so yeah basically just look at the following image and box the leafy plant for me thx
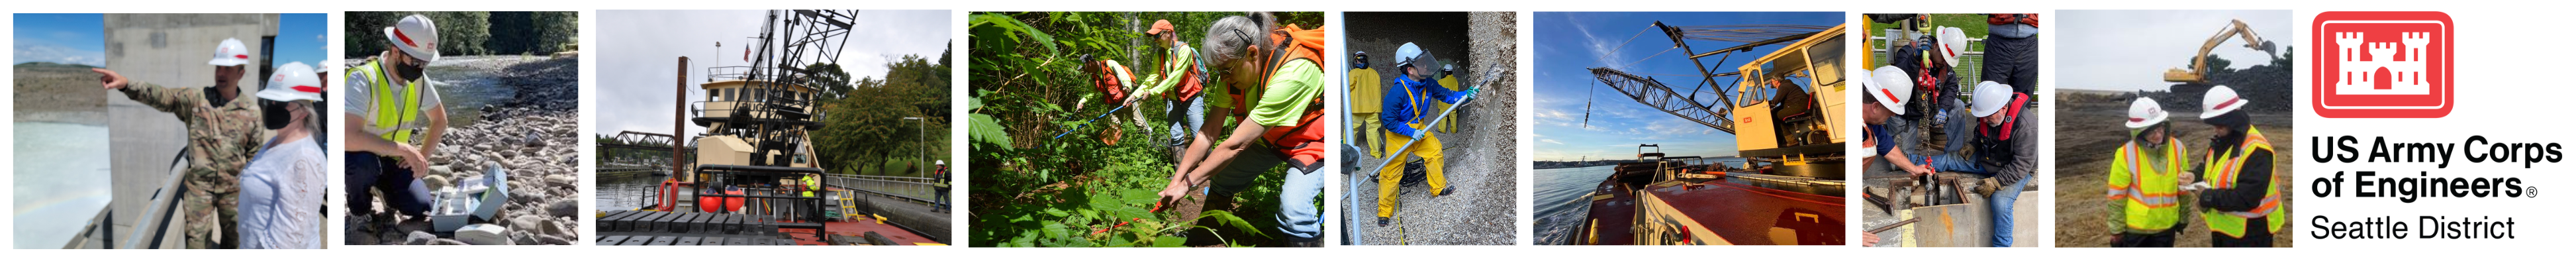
[967,11,1320,247]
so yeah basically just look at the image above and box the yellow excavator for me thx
[2163,19,2280,83]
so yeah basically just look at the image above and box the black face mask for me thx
[262,101,291,130]
[393,60,426,81]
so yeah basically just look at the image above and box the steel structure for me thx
[1590,68,1735,134]
[702,9,854,167]
[1590,21,1826,136]
[598,131,687,176]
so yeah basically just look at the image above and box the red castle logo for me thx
[2313,11,2453,118]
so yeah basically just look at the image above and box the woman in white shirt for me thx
[238,63,326,248]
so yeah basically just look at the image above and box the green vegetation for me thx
[814,51,954,179]
[1866,13,1989,68]
[346,11,579,58]
[966,11,1322,247]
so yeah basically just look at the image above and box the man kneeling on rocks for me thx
[346,14,452,219]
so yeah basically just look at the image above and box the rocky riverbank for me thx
[346,55,582,246]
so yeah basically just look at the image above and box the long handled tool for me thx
[1360,64,1507,177]
[1350,64,1505,244]
[1047,103,1132,146]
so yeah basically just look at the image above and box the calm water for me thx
[13,122,110,248]
[424,57,520,127]
[596,174,663,212]
[1533,158,1748,245]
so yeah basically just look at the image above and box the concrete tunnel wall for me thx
[102,13,279,240]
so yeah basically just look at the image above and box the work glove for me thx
[1974,177,2001,195]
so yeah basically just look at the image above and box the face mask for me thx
[262,100,293,130]
[393,59,426,81]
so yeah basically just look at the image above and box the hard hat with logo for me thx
[1146,20,1175,36]
[2200,85,2246,119]
[1864,66,1914,115]
[384,15,441,62]
[209,38,250,66]
[1935,26,1968,68]
[257,62,324,102]
[1395,42,1423,68]
[1970,81,2015,117]
[2126,97,2168,129]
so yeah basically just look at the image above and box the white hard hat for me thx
[1970,81,2015,117]
[1934,26,1968,68]
[209,38,250,66]
[1443,64,1453,72]
[936,160,945,166]
[257,62,324,102]
[1395,42,1422,68]
[384,15,442,62]
[2126,97,2168,129]
[1864,66,1914,115]
[2200,85,2246,119]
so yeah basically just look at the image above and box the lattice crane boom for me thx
[1590,67,1734,134]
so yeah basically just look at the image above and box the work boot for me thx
[1378,217,1391,227]
[1437,186,1456,197]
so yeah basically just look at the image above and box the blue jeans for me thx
[1988,176,2028,247]
[1166,95,1208,148]
[346,152,433,217]
[1923,154,1989,175]
[1202,143,1325,244]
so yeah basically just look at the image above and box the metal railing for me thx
[1872,29,1989,91]
[820,174,943,205]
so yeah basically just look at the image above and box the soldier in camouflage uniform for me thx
[92,38,265,249]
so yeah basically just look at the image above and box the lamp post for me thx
[903,117,926,184]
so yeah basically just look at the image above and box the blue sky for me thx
[278,13,328,70]
[13,13,106,66]
[1533,12,1840,162]
[14,13,328,69]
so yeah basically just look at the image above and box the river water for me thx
[596,174,663,212]
[13,122,111,248]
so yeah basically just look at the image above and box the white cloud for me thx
[596,10,952,137]
[13,44,105,66]
[1541,138,1564,145]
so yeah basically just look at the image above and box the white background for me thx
[0,1,2565,262]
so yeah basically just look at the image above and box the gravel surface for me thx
[1343,12,1517,246]
[14,66,109,124]
[346,56,583,245]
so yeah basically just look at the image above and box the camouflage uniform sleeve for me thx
[119,82,207,123]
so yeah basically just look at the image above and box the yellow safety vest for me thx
[358,60,425,143]
[2201,127,2285,238]
[802,176,820,197]
[2107,138,2184,233]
